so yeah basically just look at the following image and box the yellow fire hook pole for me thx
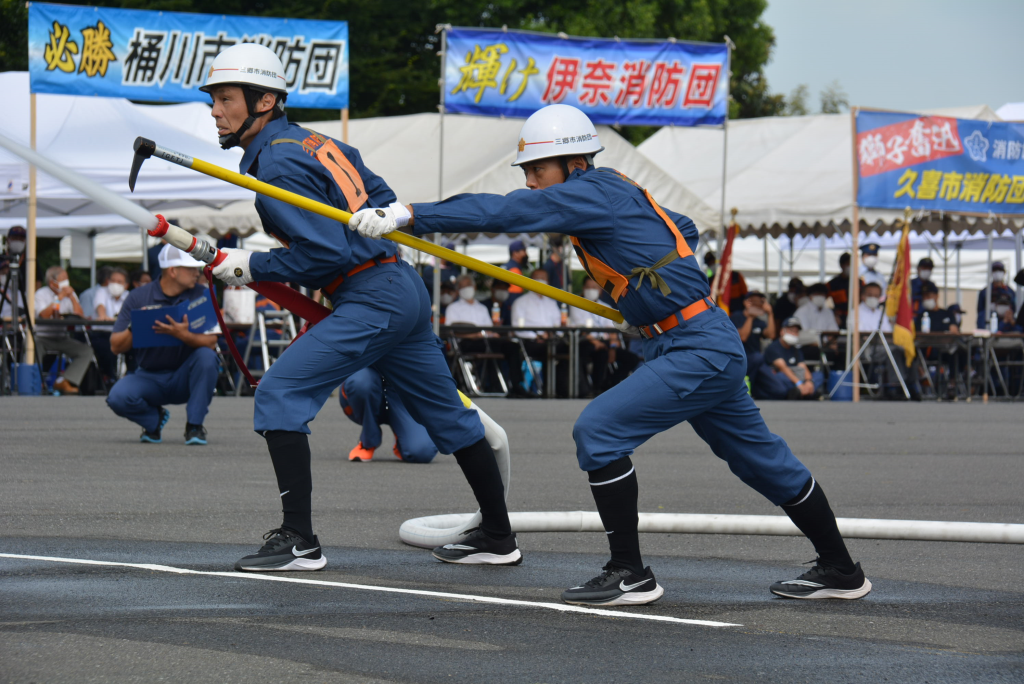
[140,140,623,323]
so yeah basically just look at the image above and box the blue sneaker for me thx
[140,407,170,444]
[184,423,207,445]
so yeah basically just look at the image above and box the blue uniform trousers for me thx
[340,368,438,463]
[254,260,483,454]
[573,309,810,506]
[106,346,219,431]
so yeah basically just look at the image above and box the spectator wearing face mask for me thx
[731,290,775,381]
[910,257,934,313]
[79,265,113,320]
[773,277,805,330]
[859,243,887,295]
[570,277,638,395]
[915,282,958,334]
[91,267,131,386]
[827,253,857,328]
[856,282,890,333]
[794,283,839,335]
[480,279,512,326]
[511,269,567,395]
[992,294,1023,334]
[503,239,530,303]
[857,282,918,400]
[438,282,457,321]
[977,261,1016,329]
[755,318,817,400]
[34,266,95,395]
[445,275,491,328]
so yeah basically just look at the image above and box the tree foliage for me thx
[819,79,849,114]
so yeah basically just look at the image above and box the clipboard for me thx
[131,294,218,348]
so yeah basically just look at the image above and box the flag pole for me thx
[25,93,37,366]
[717,36,734,258]
[849,107,861,402]
[433,24,449,335]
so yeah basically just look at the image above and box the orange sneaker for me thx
[348,441,374,462]
[53,378,79,395]
[392,440,403,461]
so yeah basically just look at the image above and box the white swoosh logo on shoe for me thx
[443,544,477,550]
[620,578,652,591]
[782,580,824,587]
[292,546,319,557]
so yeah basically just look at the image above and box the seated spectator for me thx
[915,282,958,334]
[794,283,839,335]
[993,293,1023,334]
[79,265,113,319]
[503,239,530,304]
[438,282,457,321]
[827,252,854,328]
[857,282,919,400]
[445,275,523,394]
[910,257,934,313]
[754,317,817,400]
[445,275,491,328]
[856,282,890,333]
[511,269,565,394]
[543,235,566,290]
[130,269,151,290]
[977,261,1016,328]
[571,277,639,395]
[947,303,965,329]
[730,290,775,381]
[480,278,511,326]
[774,277,805,329]
[340,368,437,463]
[90,266,130,386]
[106,245,221,445]
[34,266,95,395]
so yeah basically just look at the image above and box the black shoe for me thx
[140,407,171,444]
[786,387,803,400]
[431,527,523,565]
[184,423,207,445]
[235,528,327,572]
[770,560,872,599]
[562,564,664,606]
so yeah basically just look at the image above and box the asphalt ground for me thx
[1,396,1022,683]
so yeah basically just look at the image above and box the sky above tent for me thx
[763,0,1024,113]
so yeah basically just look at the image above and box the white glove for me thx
[212,248,253,286]
[613,318,640,335]
[348,202,411,240]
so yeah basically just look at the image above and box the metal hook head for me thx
[128,137,157,192]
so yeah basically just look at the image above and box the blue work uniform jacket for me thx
[240,116,398,290]
[412,167,708,329]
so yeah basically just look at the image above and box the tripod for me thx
[1,260,38,395]
[828,326,911,400]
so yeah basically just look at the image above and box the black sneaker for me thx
[184,423,207,445]
[561,564,664,606]
[234,528,327,572]
[431,527,522,565]
[770,561,872,599]
[140,407,171,444]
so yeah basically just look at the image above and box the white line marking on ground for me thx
[0,553,740,628]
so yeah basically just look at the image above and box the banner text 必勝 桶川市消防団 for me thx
[856,110,1024,215]
[443,28,728,128]
[28,3,348,109]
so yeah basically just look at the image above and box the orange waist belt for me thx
[322,254,399,296]
[639,297,714,339]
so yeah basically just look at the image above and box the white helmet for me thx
[199,43,289,95]
[512,104,604,167]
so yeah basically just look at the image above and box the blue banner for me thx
[444,28,727,127]
[28,3,348,108]
[856,110,1024,214]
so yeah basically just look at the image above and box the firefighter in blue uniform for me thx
[203,44,518,572]
[351,104,870,606]
[340,368,438,464]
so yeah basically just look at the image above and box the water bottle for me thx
[990,311,999,333]
[491,301,501,325]
[920,311,931,333]
[560,302,569,326]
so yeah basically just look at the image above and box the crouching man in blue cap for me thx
[107,244,220,445]
[349,104,871,606]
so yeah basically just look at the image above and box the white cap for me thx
[513,104,604,166]
[199,43,288,95]
[158,244,206,269]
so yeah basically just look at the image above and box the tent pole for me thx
[25,93,37,366]
[818,235,826,282]
[956,243,961,307]
[849,108,861,403]
[341,108,349,144]
[717,38,732,258]
[762,235,769,294]
[943,233,949,308]
[433,25,448,336]
[89,230,96,287]
[985,233,993,329]
[776,238,783,296]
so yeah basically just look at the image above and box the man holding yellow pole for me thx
[351,104,870,606]
[200,44,519,571]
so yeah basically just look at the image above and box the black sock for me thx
[453,438,512,539]
[782,477,856,574]
[264,430,314,543]
[588,457,644,575]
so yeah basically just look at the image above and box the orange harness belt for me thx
[322,254,399,296]
[639,297,714,339]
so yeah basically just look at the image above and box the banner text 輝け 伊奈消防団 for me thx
[28,3,347,109]
[856,110,1024,215]
[444,28,728,127]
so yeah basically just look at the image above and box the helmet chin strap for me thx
[219,87,275,150]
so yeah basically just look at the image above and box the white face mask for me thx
[863,256,879,268]
[810,295,826,308]
[458,286,475,301]
[56,279,70,290]
[107,282,126,298]
[992,271,1005,282]
[922,298,936,311]
[864,296,880,310]
[996,304,1011,316]
[919,269,932,280]
[583,288,601,302]
[796,296,810,307]
[782,333,800,346]
[8,240,25,255]
[954,313,962,324]
[786,292,798,303]
[534,279,548,286]
[440,293,454,306]
[492,289,509,303]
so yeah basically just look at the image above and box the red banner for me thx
[857,116,963,178]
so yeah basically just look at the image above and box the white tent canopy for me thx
[638,106,1023,238]
[155,112,721,236]
[0,72,252,235]
[996,103,1024,122]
